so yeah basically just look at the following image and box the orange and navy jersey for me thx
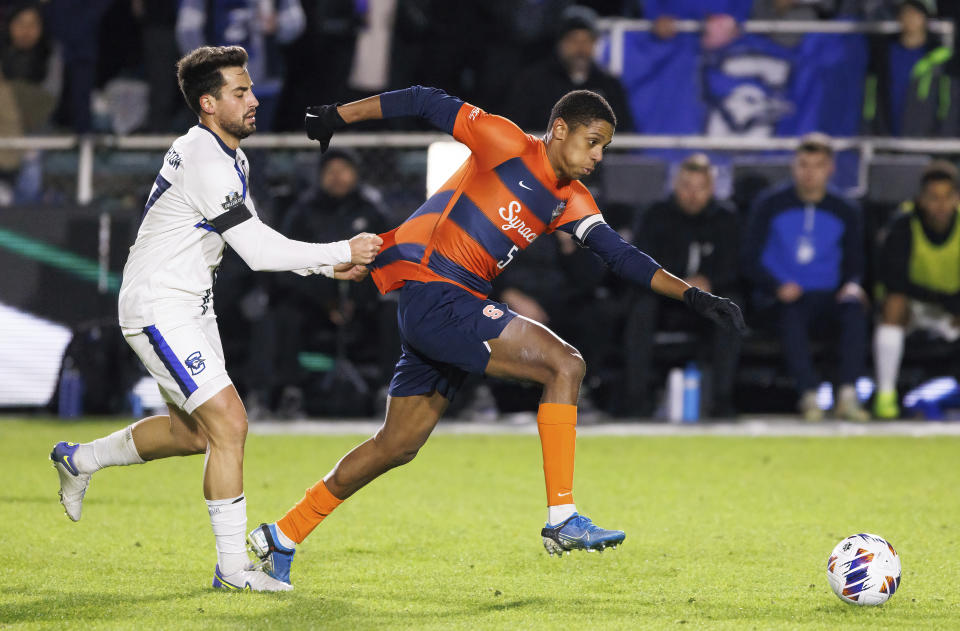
[370,103,602,298]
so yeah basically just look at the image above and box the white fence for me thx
[3,132,960,204]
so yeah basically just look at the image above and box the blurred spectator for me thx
[741,133,869,421]
[45,0,112,133]
[873,161,960,419]
[631,0,752,40]
[503,5,634,132]
[863,0,956,137]
[389,1,555,117]
[256,149,390,416]
[623,154,741,418]
[346,0,395,98]
[176,0,306,131]
[132,0,182,133]
[0,1,62,202]
[274,0,364,131]
[752,0,827,47]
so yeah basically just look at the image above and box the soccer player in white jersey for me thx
[48,45,382,592]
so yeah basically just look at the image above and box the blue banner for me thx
[614,27,869,192]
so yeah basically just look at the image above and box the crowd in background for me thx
[4,0,960,420]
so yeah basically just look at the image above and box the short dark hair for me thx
[679,153,712,175]
[548,90,617,132]
[921,160,959,190]
[176,46,249,117]
[796,132,834,158]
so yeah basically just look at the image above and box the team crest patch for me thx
[551,201,567,222]
[482,305,504,320]
[165,148,182,169]
[221,191,243,211]
[185,351,206,375]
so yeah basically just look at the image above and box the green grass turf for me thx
[1,418,958,630]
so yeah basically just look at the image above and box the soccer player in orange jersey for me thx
[248,86,745,583]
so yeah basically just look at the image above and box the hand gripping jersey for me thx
[370,104,606,298]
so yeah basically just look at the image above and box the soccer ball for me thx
[826,533,901,606]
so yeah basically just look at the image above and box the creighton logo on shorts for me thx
[185,351,206,375]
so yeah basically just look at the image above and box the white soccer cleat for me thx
[50,441,91,522]
[212,564,293,592]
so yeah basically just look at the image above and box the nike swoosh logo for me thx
[558,491,571,497]
[305,113,318,118]
[61,454,78,476]
[518,180,533,191]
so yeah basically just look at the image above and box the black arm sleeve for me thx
[209,203,253,233]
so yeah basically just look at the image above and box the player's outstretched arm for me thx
[222,218,378,273]
[572,218,746,334]
[651,268,746,333]
[305,86,464,151]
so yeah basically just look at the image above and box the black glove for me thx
[304,104,347,152]
[683,286,747,334]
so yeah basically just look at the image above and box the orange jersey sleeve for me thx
[452,104,533,171]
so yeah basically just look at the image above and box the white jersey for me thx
[118,125,253,327]
[118,124,352,328]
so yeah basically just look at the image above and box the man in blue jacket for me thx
[742,133,869,421]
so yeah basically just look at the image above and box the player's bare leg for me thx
[181,385,291,590]
[130,404,208,459]
[324,391,449,499]
[248,391,448,583]
[486,316,625,555]
[485,315,585,404]
[188,385,247,500]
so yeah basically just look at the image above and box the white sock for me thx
[548,504,577,526]
[874,324,905,393]
[207,495,248,575]
[274,523,296,550]
[74,425,145,474]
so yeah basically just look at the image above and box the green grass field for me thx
[2,417,958,630]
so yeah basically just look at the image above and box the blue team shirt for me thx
[887,43,926,136]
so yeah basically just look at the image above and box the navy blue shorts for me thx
[389,281,517,400]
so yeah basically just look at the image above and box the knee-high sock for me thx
[207,495,247,575]
[537,403,577,507]
[874,324,905,392]
[276,480,343,544]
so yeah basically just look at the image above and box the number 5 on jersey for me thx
[497,245,519,270]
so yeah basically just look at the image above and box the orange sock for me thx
[537,402,577,506]
[276,480,343,544]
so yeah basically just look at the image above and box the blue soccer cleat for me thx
[212,564,292,592]
[247,523,296,584]
[540,513,625,556]
[50,441,91,522]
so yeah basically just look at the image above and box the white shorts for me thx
[123,317,233,414]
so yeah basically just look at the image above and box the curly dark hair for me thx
[176,46,249,117]
[547,90,616,132]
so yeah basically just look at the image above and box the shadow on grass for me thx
[0,586,363,626]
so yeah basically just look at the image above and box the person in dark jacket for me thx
[254,148,391,415]
[742,134,869,421]
[863,0,956,137]
[503,5,634,132]
[873,161,960,419]
[624,154,740,418]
